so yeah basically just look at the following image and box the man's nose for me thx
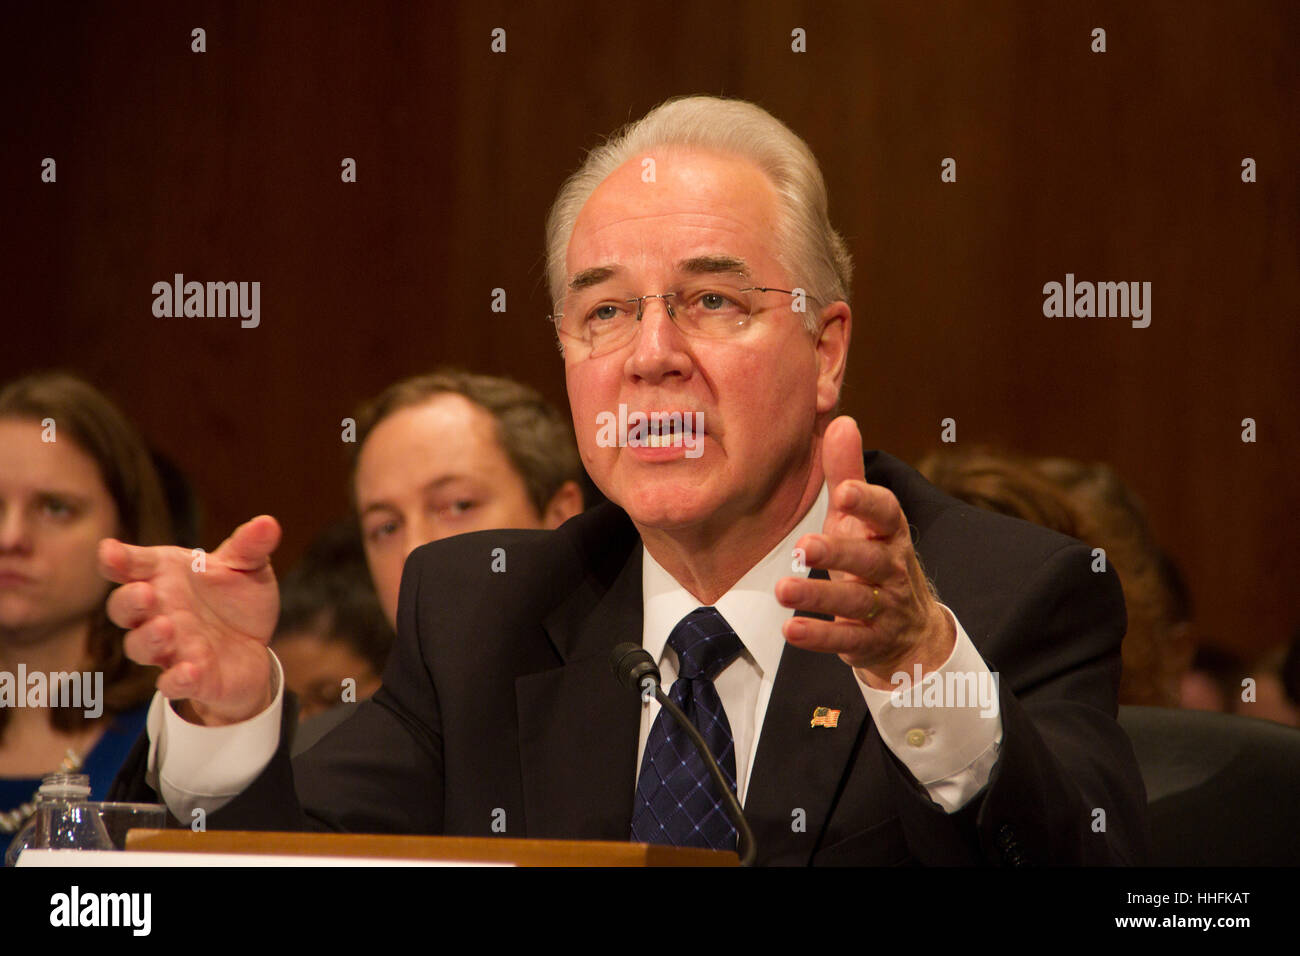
[625,296,692,382]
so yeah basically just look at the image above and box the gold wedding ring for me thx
[866,587,882,620]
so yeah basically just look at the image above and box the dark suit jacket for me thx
[112,451,1149,865]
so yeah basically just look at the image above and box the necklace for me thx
[0,749,84,833]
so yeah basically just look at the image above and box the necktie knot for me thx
[668,606,743,681]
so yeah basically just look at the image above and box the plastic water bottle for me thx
[4,773,113,866]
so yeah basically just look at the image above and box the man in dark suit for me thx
[101,95,1148,864]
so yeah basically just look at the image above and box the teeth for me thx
[632,411,703,448]
[645,430,694,447]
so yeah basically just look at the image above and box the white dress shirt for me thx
[638,484,1002,812]
[150,483,1002,820]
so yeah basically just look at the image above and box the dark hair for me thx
[0,371,174,738]
[273,518,393,673]
[1281,631,1300,708]
[1188,643,1245,708]
[350,369,584,516]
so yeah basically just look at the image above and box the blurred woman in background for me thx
[0,372,174,852]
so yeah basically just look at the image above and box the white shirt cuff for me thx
[146,649,285,822]
[857,604,1003,812]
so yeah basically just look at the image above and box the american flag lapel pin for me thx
[810,706,841,728]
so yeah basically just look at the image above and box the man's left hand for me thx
[776,416,956,690]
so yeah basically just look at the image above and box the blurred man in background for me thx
[274,370,587,727]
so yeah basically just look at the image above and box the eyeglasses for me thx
[550,272,803,358]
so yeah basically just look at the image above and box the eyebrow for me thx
[358,476,473,517]
[34,489,91,500]
[567,256,751,292]
[568,266,620,292]
[358,500,398,519]
[32,490,93,507]
[678,255,750,277]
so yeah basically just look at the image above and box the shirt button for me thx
[906,728,928,747]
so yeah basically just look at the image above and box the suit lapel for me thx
[515,530,644,840]
[744,572,872,865]
[510,464,923,850]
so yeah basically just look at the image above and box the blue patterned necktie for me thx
[630,606,744,850]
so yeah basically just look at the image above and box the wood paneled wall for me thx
[4,1,1296,655]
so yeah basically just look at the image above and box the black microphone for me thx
[610,642,758,867]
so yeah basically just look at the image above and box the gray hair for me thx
[544,96,853,336]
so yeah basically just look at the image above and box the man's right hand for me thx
[99,515,283,727]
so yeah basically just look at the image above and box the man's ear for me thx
[815,301,852,415]
[541,480,585,528]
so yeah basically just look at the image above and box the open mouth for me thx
[643,413,701,446]
[594,404,708,458]
[643,410,705,450]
